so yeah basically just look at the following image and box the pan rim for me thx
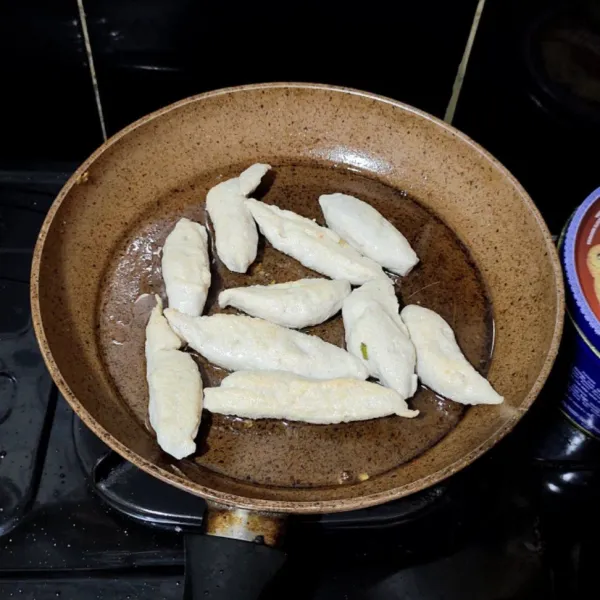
[30,82,565,514]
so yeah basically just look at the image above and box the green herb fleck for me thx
[360,342,369,360]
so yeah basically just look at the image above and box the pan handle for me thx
[184,504,288,600]
[184,535,287,599]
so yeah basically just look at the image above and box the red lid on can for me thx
[575,197,600,322]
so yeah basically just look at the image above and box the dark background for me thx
[0,0,478,162]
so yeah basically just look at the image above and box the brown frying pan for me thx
[31,83,563,598]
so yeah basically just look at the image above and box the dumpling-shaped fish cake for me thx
[219,278,350,329]
[245,198,386,285]
[204,371,419,424]
[343,279,418,404]
[145,296,203,459]
[206,163,270,273]
[319,192,418,276]
[164,310,369,381]
[162,218,211,317]
[401,304,503,405]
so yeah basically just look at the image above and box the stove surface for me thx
[1,171,599,600]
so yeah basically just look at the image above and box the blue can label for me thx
[560,187,600,439]
[562,188,600,353]
[562,323,600,439]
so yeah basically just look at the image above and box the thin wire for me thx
[76,0,108,141]
[444,0,488,124]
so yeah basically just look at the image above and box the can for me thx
[560,187,600,438]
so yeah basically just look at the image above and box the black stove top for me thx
[1,170,600,599]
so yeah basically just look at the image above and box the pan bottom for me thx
[97,161,493,489]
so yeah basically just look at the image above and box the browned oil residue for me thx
[97,162,493,489]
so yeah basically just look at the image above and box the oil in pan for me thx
[560,187,600,438]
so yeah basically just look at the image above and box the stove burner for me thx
[73,416,450,533]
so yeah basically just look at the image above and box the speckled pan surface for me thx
[31,83,564,513]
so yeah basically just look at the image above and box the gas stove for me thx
[1,170,599,599]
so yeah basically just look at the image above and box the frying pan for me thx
[31,83,564,598]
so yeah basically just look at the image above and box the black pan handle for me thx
[184,503,288,600]
[184,534,287,599]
